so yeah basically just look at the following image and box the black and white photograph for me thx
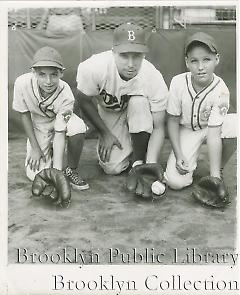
[2,1,239,294]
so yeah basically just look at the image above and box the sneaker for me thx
[64,167,89,190]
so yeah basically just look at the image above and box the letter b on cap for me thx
[128,30,136,41]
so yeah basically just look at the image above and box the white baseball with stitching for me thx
[151,180,166,195]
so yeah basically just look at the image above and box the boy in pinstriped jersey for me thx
[13,46,89,190]
[164,32,237,190]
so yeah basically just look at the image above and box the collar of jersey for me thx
[187,72,217,99]
[32,75,63,104]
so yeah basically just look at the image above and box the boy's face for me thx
[185,45,219,87]
[33,67,63,94]
[113,51,145,81]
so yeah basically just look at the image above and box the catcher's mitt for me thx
[126,163,165,200]
[192,176,230,208]
[32,168,71,208]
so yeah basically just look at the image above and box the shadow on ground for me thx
[8,138,237,265]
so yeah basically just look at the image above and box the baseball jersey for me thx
[167,72,229,131]
[76,50,168,112]
[13,72,75,132]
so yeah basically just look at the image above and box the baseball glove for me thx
[32,168,71,208]
[126,163,165,199]
[192,176,230,208]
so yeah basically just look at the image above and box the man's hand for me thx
[126,163,165,199]
[98,131,122,162]
[176,156,189,175]
[26,147,46,172]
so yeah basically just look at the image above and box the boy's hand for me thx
[26,147,46,172]
[98,132,122,162]
[32,168,71,208]
[176,157,189,175]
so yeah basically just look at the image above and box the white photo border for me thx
[1,1,239,294]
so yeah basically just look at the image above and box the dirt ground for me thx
[8,137,237,265]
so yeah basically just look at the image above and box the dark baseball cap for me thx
[113,23,148,53]
[31,46,65,70]
[185,32,218,55]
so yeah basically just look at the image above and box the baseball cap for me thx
[113,23,148,53]
[185,32,218,55]
[31,46,65,70]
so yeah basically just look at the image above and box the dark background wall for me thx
[8,27,236,136]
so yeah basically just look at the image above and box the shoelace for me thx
[70,170,84,184]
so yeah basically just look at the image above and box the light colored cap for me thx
[31,46,65,69]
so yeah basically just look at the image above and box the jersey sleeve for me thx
[56,83,75,114]
[12,76,29,113]
[147,69,169,112]
[166,76,182,116]
[76,55,102,96]
[208,84,230,127]
[54,83,75,132]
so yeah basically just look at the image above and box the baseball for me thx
[151,180,166,195]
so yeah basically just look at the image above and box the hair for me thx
[185,41,215,57]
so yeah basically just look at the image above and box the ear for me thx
[59,70,64,78]
[185,56,189,69]
[215,53,220,65]
[31,68,37,76]
[112,50,118,59]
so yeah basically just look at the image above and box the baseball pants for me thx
[97,95,153,175]
[164,113,237,190]
[26,113,87,181]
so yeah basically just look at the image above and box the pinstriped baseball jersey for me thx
[76,50,168,113]
[13,72,75,131]
[167,72,229,131]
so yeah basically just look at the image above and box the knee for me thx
[127,96,153,133]
[103,166,123,175]
[221,113,237,139]
[167,179,189,190]
[99,160,129,175]
[66,114,87,136]
[164,172,193,190]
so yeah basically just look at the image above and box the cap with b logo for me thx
[185,32,218,55]
[31,46,65,70]
[113,23,148,53]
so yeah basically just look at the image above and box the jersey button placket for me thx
[192,96,199,130]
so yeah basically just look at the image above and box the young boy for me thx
[12,46,89,190]
[164,32,237,190]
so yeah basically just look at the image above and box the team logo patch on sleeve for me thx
[218,103,228,116]
[200,106,212,121]
[62,110,73,123]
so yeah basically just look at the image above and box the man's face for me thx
[113,52,145,81]
[33,67,63,94]
[185,46,219,87]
